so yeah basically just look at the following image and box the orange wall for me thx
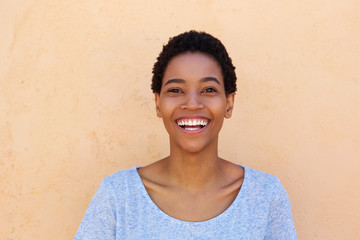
[1,1,359,239]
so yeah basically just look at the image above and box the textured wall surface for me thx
[1,0,359,239]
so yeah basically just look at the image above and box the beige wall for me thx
[1,0,359,239]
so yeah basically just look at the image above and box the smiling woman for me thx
[155,52,234,154]
[74,31,298,239]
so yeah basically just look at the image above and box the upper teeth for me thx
[177,119,208,127]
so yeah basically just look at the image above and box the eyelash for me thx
[167,88,182,93]
[166,87,218,94]
[203,87,217,93]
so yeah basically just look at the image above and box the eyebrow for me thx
[164,77,220,86]
[164,78,185,86]
[200,77,220,85]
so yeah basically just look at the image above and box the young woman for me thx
[75,31,297,239]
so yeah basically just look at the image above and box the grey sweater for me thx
[75,166,297,239]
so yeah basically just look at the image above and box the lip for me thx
[175,116,210,135]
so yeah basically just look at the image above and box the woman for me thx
[75,31,297,239]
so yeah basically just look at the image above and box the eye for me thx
[203,87,217,93]
[167,88,182,93]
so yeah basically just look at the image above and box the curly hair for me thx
[151,30,237,95]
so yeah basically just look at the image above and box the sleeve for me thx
[264,178,298,240]
[74,178,117,240]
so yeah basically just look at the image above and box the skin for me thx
[138,52,244,222]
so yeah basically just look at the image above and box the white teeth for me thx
[184,127,200,131]
[177,119,208,127]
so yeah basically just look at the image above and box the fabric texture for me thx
[74,166,297,240]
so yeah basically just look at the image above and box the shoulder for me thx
[244,166,282,189]
[98,167,141,198]
[103,167,137,184]
[74,168,138,239]
[243,167,298,238]
[241,166,289,206]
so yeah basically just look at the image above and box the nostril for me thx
[182,100,204,110]
[181,92,204,110]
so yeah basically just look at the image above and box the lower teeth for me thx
[184,127,200,131]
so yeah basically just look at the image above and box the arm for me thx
[264,178,298,240]
[74,179,117,240]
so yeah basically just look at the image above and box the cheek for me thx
[203,98,228,116]
[158,100,178,129]
[158,102,172,118]
[158,97,180,114]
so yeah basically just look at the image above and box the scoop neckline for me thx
[133,165,248,225]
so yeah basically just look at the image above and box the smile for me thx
[176,118,209,131]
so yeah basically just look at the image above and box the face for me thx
[155,52,234,153]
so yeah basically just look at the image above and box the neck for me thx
[163,140,224,191]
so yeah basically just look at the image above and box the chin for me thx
[181,146,204,154]
[176,140,214,154]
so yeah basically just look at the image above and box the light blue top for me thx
[74,166,297,239]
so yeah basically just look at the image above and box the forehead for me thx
[163,52,223,84]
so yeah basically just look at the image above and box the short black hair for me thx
[151,30,237,95]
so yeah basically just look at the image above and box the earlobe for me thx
[225,93,235,119]
[155,93,162,118]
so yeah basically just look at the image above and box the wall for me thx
[1,0,359,239]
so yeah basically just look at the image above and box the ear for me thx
[225,93,235,119]
[155,93,162,118]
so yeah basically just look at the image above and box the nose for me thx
[181,90,204,110]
